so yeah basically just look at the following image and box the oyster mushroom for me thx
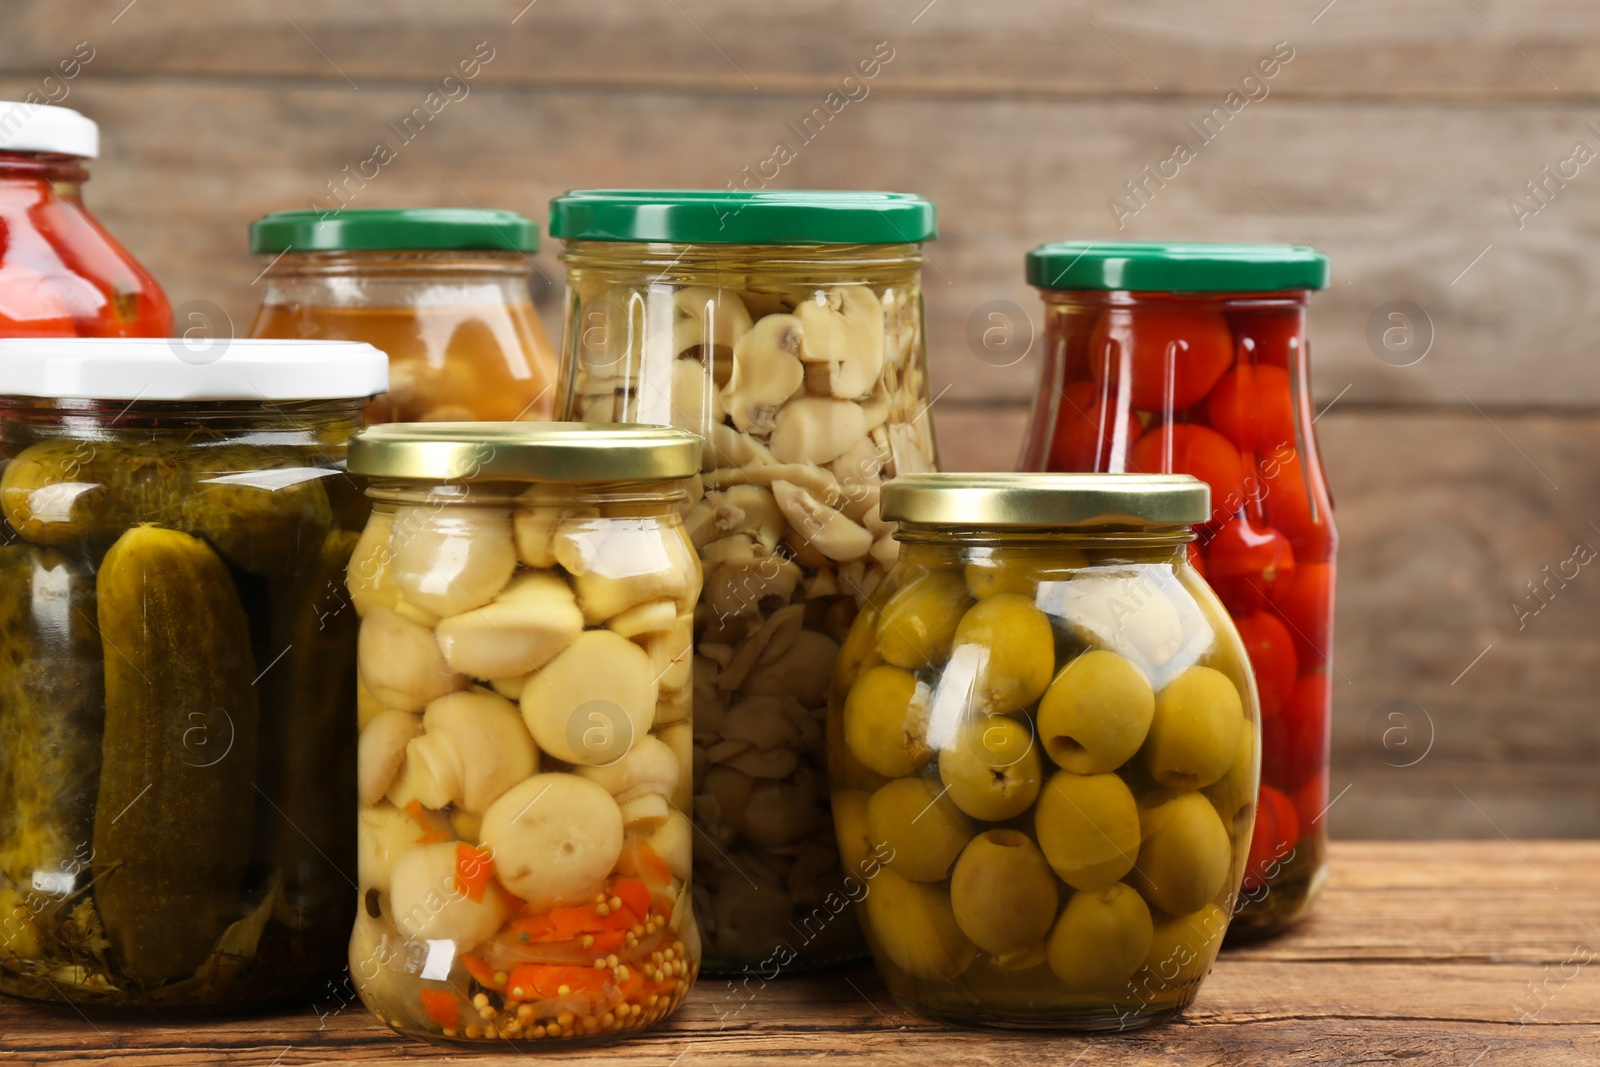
[434,571,584,680]
[358,801,450,895]
[743,629,840,706]
[389,506,518,617]
[358,709,422,807]
[742,775,822,847]
[797,285,885,400]
[347,512,398,617]
[479,774,624,908]
[388,840,510,948]
[520,629,660,765]
[405,689,539,814]
[770,398,869,466]
[706,555,802,621]
[719,485,785,552]
[358,607,466,712]
[722,314,805,435]
[772,480,872,561]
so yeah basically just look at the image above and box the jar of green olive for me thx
[829,473,1260,1030]
[344,422,702,1047]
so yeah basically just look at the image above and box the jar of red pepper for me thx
[0,102,171,337]
[1019,242,1333,940]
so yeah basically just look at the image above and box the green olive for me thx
[1142,903,1228,989]
[1203,724,1258,841]
[949,829,1059,957]
[1045,883,1153,993]
[863,867,977,981]
[875,570,971,669]
[1142,666,1244,790]
[867,776,974,882]
[1036,649,1154,774]
[938,715,1043,821]
[832,789,875,879]
[1130,792,1233,916]
[843,665,933,778]
[963,550,1083,599]
[1033,770,1140,890]
[951,593,1055,715]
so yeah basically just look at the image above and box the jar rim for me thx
[348,421,702,483]
[881,473,1209,528]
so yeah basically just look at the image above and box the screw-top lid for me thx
[1027,242,1329,292]
[0,101,98,158]
[348,422,702,483]
[548,189,937,245]
[881,473,1210,527]
[0,339,388,401]
[249,208,539,254]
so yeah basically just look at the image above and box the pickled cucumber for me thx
[179,445,333,574]
[1,440,185,547]
[92,526,261,984]
[0,545,105,904]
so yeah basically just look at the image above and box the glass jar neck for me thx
[1037,289,1309,312]
[365,476,688,509]
[560,240,925,283]
[893,523,1195,551]
[258,251,536,309]
[0,151,87,197]
[0,396,369,438]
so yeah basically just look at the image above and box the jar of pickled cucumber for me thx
[830,473,1259,1030]
[345,422,702,1046]
[551,190,939,973]
[0,338,385,1008]
[1019,243,1334,941]
[249,208,559,423]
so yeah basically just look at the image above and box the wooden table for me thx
[1,842,1595,1066]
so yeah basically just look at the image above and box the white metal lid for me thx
[0,102,99,158]
[0,339,389,401]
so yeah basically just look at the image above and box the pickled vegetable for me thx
[92,526,261,984]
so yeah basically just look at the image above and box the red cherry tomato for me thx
[1271,561,1335,671]
[1205,364,1296,455]
[0,263,77,337]
[1088,306,1234,414]
[1233,610,1298,719]
[1243,784,1300,891]
[1259,444,1334,560]
[1261,673,1330,794]
[1226,306,1303,370]
[1291,768,1329,840]
[1047,379,1143,472]
[1129,423,1245,520]
[1203,517,1296,614]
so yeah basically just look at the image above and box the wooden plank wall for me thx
[1,0,1594,838]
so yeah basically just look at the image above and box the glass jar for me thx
[551,190,939,973]
[0,102,171,337]
[0,338,385,1008]
[1018,243,1334,941]
[831,473,1259,1030]
[248,208,559,424]
[345,422,702,1046]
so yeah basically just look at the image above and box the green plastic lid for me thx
[249,208,539,254]
[548,189,936,245]
[1027,241,1329,292]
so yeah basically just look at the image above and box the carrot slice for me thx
[403,800,450,844]
[460,954,504,991]
[611,877,651,923]
[418,988,460,1029]
[454,843,495,903]
[506,963,609,1001]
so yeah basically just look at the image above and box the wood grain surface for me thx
[0,842,1593,1066]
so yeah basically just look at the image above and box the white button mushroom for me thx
[577,736,679,817]
[796,285,885,400]
[347,511,399,617]
[479,774,624,910]
[358,801,451,895]
[645,810,693,884]
[359,710,422,808]
[434,571,584,680]
[520,630,660,765]
[644,617,694,692]
[721,314,805,435]
[672,285,755,355]
[772,479,873,562]
[769,398,870,467]
[513,505,600,570]
[570,522,697,624]
[358,607,466,713]
[390,506,518,617]
[387,840,510,949]
[608,597,677,639]
[406,689,539,814]
[657,721,694,813]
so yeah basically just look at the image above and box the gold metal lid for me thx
[347,422,702,483]
[881,473,1210,527]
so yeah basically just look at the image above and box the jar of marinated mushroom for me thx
[0,338,385,1009]
[830,473,1260,1030]
[345,422,702,1046]
[550,189,939,972]
[249,208,559,423]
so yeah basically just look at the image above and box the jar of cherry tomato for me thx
[1019,242,1333,941]
[248,209,559,424]
[0,102,172,337]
